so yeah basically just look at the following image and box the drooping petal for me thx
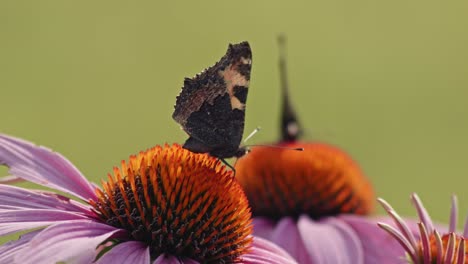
[0,134,97,201]
[14,220,124,264]
[0,230,40,263]
[152,254,185,264]
[297,215,364,264]
[0,175,24,184]
[252,217,276,239]
[241,236,298,264]
[0,184,90,213]
[344,215,414,263]
[178,259,199,264]
[96,241,150,264]
[150,238,297,264]
[269,217,311,263]
[0,209,90,236]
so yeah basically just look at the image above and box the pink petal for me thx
[97,241,150,264]
[344,215,412,263]
[241,236,297,264]
[0,184,90,213]
[411,194,434,234]
[297,215,364,263]
[0,230,40,263]
[252,217,276,238]
[0,209,90,236]
[153,254,185,264]
[0,134,97,201]
[449,195,458,233]
[378,198,418,250]
[178,259,199,264]
[269,217,311,263]
[376,216,432,240]
[464,216,468,238]
[377,222,419,264]
[14,220,124,264]
[0,175,24,184]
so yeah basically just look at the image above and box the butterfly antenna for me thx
[278,34,302,142]
[246,144,304,152]
[243,126,261,143]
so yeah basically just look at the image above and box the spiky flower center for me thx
[90,144,252,263]
[424,233,468,264]
[235,142,374,219]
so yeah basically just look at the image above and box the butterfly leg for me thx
[219,158,236,176]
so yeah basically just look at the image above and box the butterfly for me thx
[172,42,252,163]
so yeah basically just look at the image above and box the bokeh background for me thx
[1,0,467,227]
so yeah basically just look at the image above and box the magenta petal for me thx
[178,259,199,264]
[376,216,431,240]
[241,236,297,264]
[269,217,311,263]
[0,209,90,236]
[152,255,200,264]
[411,194,434,234]
[0,134,97,201]
[97,241,150,264]
[252,217,276,239]
[14,220,124,264]
[0,230,40,263]
[0,184,90,213]
[342,215,410,263]
[0,175,24,184]
[297,215,364,263]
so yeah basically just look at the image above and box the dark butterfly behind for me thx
[172,42,252,160]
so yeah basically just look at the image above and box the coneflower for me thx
[378,193,467,264]
[234,36,405,263]
[0,134,297,264]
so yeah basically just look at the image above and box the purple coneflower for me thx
[0,134,297,264]
[378,193,467,264]
[234,36,407,263]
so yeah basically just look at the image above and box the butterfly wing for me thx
[172,42,252,158]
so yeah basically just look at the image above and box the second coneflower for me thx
[234,36,406,263]
[378,194,468,264]
[0,134,297,264]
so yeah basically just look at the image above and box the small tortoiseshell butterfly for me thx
[172,42,252,162]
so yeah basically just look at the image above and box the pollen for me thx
[235,142,374,219]
[90,144,253,263]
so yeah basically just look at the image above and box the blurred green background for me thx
[1,0,467,226]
